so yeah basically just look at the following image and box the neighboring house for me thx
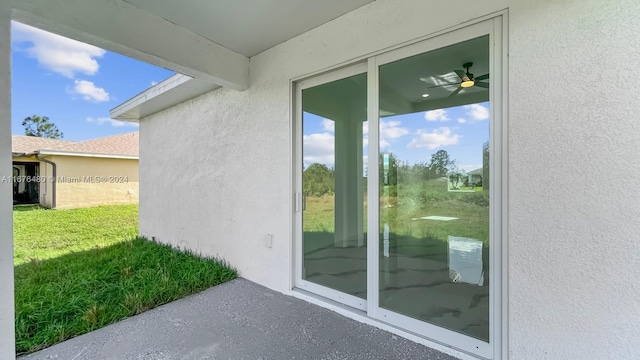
[11,132,139,209]
[466,168,483,186]
[1,2,639,360]
[11,136,72,205]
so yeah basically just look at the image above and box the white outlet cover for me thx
[264,234,273,248]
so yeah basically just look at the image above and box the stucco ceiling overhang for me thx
[11,0,376,120]
[122,0,377,57]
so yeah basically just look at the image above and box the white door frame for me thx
[367,18,504,359]
[293,62,368,311]
[292,14,507,360]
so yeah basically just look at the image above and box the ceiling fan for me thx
[448,62,489,97]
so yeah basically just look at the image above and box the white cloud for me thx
[425,109,449,122]
[151,80,159,86]
[305,119,406,165]
[407,127,461,149]
[72,80,110,102]
[465,104,489,121]
[12,21,106,78]
[458,118,467,124]
[303,132,334,167]
[378,120,408,148]
[361,120,407,149]
[322,119,335,132]
[86,117,138,128]
[380,120,409,139]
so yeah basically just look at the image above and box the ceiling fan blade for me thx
[453,69,466,81]
[475,82,489,89]
[475,73,489,81]
[448,86,463,97]
[424,82,459,89]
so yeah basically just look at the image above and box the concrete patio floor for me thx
[20,278,458,360]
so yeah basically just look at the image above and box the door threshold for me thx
[289,288,482,360]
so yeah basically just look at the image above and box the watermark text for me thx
[2,175,129,183]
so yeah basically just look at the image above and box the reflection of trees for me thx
[449,172,463,190]
[379,150,459,186]
[303,163,335,196]
[428,150,456,178]
[304,146,489,197]
[482,141,489,191]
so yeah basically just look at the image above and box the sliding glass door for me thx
[295,17,503,359]
[369,20,501,357]
[295,64,368,309]
[376,33,492,346]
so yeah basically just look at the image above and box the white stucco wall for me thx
[140,0,640,359]
[508,1,640,359]
[141,0,508,295]
[0,2,15,359]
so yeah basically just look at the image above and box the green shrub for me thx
[459,191,490,207]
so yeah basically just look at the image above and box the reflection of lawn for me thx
[450,186,484,192]
[302,181,490,341]
[385,198,489,244]
[303,182,489,245]
[303,195,337,233]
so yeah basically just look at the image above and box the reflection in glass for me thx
[302,73,367,299]
[378,35,491,341]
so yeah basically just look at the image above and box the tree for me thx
[448,169,466,190]
[482,141,489,191]
[303,163,335,196]
[22,115,64,139]
[427,150,455,178]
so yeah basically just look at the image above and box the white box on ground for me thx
[448,236,484,286]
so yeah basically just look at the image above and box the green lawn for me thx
[13,204,139,265]
[14,205,237,355]
[303,179,490,245]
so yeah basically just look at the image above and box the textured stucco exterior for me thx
[140,0,508,301]
[43,156,138,209]
[11,156,138,209]
[0,2,15,358]
[140,0,637,359]
[507,1,640,358]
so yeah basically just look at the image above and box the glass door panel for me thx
[377,35,491,342]
[301,72,368,300]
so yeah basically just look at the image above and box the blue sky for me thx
[11,21,174,141]
[11,21,489,170]
[303,102,490,173]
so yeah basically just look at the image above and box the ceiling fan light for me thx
[461,80,475,88]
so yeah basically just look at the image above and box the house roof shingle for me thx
[12,132,139,158]
[467,168,483,176]
[11,136,73,154]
